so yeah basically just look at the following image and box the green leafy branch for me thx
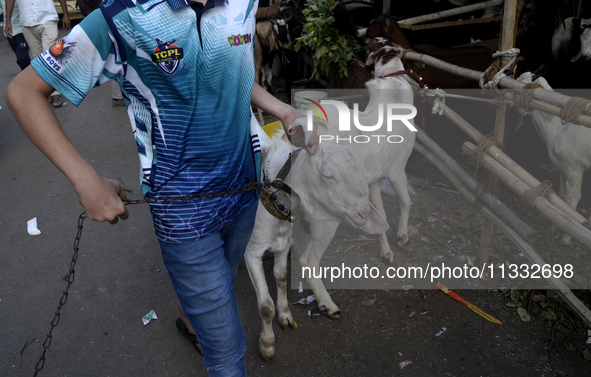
[291,0,362,81]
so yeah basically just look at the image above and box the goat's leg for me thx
[369,180,394,263]
[298,220,342,318]
[388,172,412,246]
[563,169,584,214]
[274,244,295,330]
[245,245,277,361]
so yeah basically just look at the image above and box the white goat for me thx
[552,17,591,63]
[517,72,591,242]
[245,121,388,361]
[245,38,417,361]
[572,18,591,62]
[294,38,416,318]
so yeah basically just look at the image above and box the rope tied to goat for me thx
[559,97,591,125]
[521,180,555,208]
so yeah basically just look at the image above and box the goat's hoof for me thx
[328,313,342,320]
[259,352,275,363]
[327,308,342,319]
[258,343,275,362]
[278,318,297,331]
[381,254,395,265]
[398,234,410,247]
[397,236,410,248]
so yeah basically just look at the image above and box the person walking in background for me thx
[1,0,31,70]
[4,0,70,106]
[111,81,125,107]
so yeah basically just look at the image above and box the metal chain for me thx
[33,178,284,376]
[33,213,85,376]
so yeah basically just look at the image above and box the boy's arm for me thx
[251,82,318,154]
[5,66,128,224]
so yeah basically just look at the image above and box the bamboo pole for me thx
[415,142,591,328]
[398,0,504,26]
[357,16,502,36]
[463,142,591,250]
[400,51,591,118]
[504,92,591,128]
[399,16,503,30]
[438,104,588,225]
[416,131,536,241]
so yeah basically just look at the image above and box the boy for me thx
[5,0,316,376]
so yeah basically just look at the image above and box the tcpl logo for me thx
[304,100,417,144]
[151,37,185,77]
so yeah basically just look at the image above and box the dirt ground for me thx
[1,34,591,377]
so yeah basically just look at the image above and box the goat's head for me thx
[572,19,591,62]
[366,14,393,39]
[270,17,292,47]
[293,144,388,234]
[365,38,405,78]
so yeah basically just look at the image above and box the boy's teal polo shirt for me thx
[31,0,261,243]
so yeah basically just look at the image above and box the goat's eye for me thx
[323,175,337,182]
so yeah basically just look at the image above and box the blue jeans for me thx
[159,202,257,377]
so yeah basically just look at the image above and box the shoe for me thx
[175,317,203,356]
[112,98,125,107]
[52,95,64,107]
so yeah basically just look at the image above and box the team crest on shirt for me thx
[151,37,185,77]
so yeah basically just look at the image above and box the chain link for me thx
[33,178,286,376]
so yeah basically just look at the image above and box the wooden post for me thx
[478,0,519,264]
[382,0,390,15]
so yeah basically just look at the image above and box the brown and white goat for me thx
[366,14,494,89]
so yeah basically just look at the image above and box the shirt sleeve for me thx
[31,9,123,106]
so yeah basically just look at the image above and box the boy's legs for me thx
[160,202,257,377]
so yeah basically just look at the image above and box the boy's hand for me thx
[75,176,129,224]
[283,109,319,155]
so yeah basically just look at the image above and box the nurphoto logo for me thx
[305,99,418,144]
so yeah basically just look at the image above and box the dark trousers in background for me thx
[8,33,31,70]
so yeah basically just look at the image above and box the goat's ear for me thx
[366,49,379,66]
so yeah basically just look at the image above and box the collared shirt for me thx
[31,0,261,243]
[1,0,24,36]
[14,0,59,28]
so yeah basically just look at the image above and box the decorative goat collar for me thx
[380,69,428,89]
